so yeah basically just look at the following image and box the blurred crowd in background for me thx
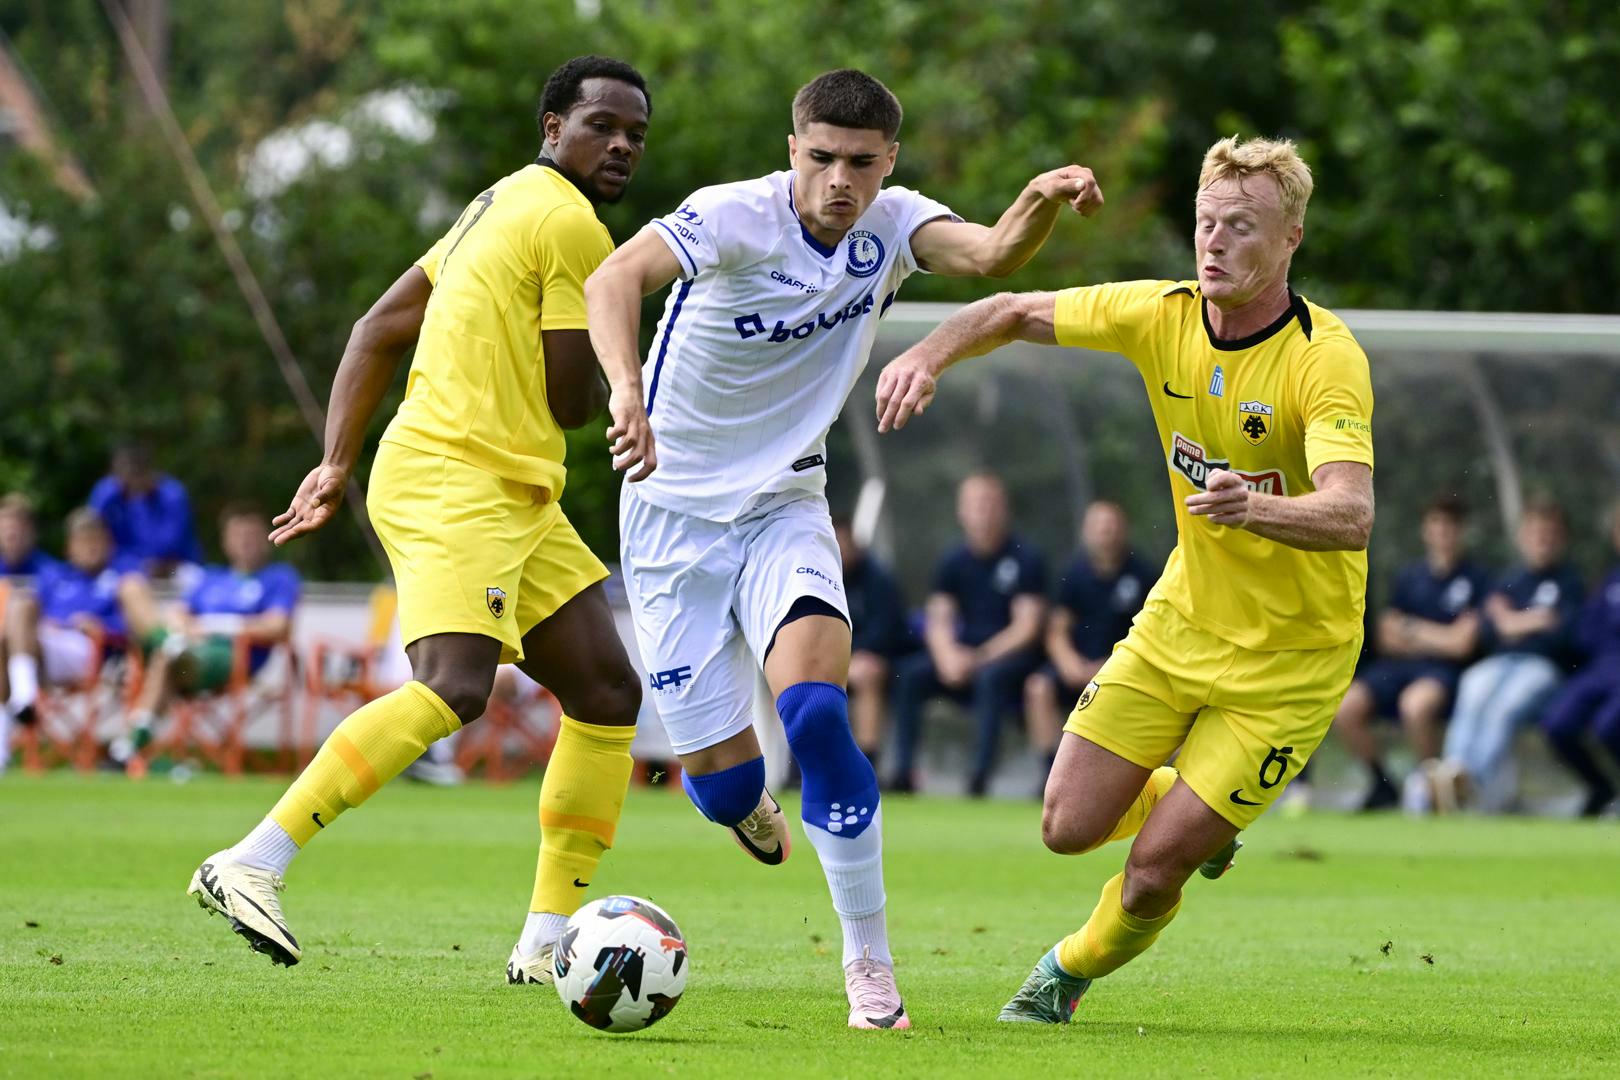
[6,447,1618,821]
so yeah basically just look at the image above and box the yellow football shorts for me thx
[367,441,608,665]
[1065,595,1361,828]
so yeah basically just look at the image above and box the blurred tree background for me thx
[1,0,1616,579]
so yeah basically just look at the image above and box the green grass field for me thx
[3,774,1617,1078]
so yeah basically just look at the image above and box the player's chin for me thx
[591,170,632,203]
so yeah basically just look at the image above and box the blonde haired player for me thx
[186,57,653,986]
[875,135,1375,1022]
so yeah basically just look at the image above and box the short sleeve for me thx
[1387,565,1420,615]
[535,203,615,330]
[1057,564,1084,611]
[887,186,961,275]
[415,233,451,287]
[1299,337,1376,477]
[264,565,302,613]
[1052,280,1170,359]
[1018,548,1047,596]
[933,551,964,599]
[649,186,743,281]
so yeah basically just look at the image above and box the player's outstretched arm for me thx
[911,165,1103,279]
[1186,461,1375,552]
[584,229,682,482]
[875,291,1059,433]
[270,265,430,545]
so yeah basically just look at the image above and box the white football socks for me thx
[519,911,570,955]
[7,653,39,714]
[230,816,300,875]
[804,806,892,967]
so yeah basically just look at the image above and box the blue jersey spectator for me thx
[1440,500,1584,812]
[4,508,154,734]
[1333,496,1489,810]
[889,473,1046,797]
[88,444,204,576]
[1539,507,1620,816]
[0,494,56,578]
[836,517,915,764]
[122,504,300,764]
[1026,501,1156,786]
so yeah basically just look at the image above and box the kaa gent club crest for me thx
[486,586,507,618]
[1237,399,1273,445]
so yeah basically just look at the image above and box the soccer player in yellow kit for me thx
[186,57,653,985]
[874,136,1375,1022]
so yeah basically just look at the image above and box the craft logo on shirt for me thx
[1441,576,1475,615]
[1170,432,1288,495]
[994,556,1021,594]
[845,230,885,278]
[486,586,507,618]
[1237,400,1273,445]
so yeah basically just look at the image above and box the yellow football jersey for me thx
[1054,280,1374,651]
[381,164,615,497]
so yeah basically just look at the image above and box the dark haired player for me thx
[586,68,1102,1029]
[187,57,653,985]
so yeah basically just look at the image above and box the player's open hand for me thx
[875,351,938,433]
[270,463,349,546]
[1031,165,1104,218]
[607,385,657,482]
[1185,469,1252,527]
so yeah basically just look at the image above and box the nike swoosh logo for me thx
[573,879,590,888]
[1163,382,1194,399]
[311,812,325,828]
[232,888,300,950]
[1228,790,1261,806]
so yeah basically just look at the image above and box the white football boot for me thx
[506,942,556,985]
[187,850,301,966]
[729,789,791,866]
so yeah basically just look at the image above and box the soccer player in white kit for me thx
[585,69,1103,1029]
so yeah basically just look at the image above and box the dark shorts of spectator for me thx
[1031,661,1091,707]
[1355,658,1463,719]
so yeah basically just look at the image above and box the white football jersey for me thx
[635,170,956,521]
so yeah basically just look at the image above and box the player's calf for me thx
[681,756,790,865]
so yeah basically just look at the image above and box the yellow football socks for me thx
[270,681,460,846]
[1057,871,1182,979]
[1094,766,1179,849]
[530,716,636,916]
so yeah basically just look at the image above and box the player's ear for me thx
[787,133,798,167]
[543,110,565,150]
[884,140,899,177]
[1287,222,1303,253]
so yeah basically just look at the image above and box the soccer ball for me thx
[554,896,688,1033]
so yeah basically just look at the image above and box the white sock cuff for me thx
[231,817,299,874]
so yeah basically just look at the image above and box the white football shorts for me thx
[619,483,849,756]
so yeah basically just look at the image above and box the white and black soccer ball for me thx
[554,896,688,1033]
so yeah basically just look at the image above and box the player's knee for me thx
[567,666,642,728]
[1040,799,1108,855]
[1122,847,1192,907]
[422,671,496,725]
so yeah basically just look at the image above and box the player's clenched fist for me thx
[874,353,938,433]
[606,385,658,481]
[1031,165,1104,218]
[1185,468,1253,527]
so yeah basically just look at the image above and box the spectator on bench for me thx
[834,515,915,768]
[1332,495,1489,810]
[1434,498,1583,812]
[1539,503,1620,817]
[887,472,1046,797]
[1,494,55,578]
[1024,500,1156,785]
[88,443,205,580]
[3,508,151,728]
[117,503,300,763]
